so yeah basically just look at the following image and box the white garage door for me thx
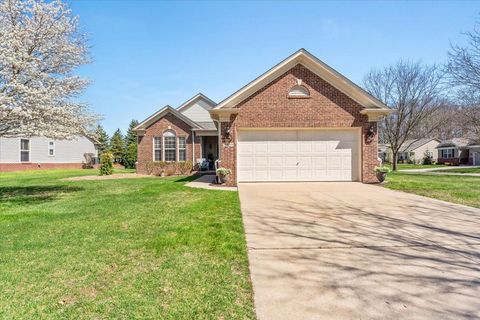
[237,129,360,182]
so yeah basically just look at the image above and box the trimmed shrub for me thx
[177,161,193,175]
[99,152,114,176]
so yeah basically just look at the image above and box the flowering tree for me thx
[0,0,97,138]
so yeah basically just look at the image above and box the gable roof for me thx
[211,48,390,112]
[133,105,201,132]
[177,93,216,112]
[399,138,440,153]
[437,138,473,149]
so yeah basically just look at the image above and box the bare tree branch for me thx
[363,61,445,170]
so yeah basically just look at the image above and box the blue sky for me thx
[69,1,479,135]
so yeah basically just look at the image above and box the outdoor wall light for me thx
[224,127,232,143]
[366,125,376,143]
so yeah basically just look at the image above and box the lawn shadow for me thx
[0,185,83,205]
[173,174,201,183]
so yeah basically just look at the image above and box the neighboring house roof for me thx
[436,138,472,149]
[378,143,391,152]
[211,48,391,115]
[133,105,201,132]
[399,138,440,153]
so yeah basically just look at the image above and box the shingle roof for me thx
[195,121,217,131]
[437,138,472,149]
[399,138,438,152]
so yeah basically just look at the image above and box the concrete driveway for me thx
[238,182,480,320]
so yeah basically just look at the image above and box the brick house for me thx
[134,49,391,186]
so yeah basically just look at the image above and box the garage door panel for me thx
[254,143,268,153]
[237,129,359,182]
[255,156,268,167]
[238,142,254,155]
[313,157,327,167]
[268,142,284,153]
[284,168,297,180]
[268,156,283,167]
[269,168,283,180]
[284,156,297,166]
[254,169,269,180]
[312,142,327,153]
[284,142,297,153]
[298,141,313,153]
[298,156,312,167]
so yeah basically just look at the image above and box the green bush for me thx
[374,166,391,173]
[99,152,114,176]
[216,167,231,176]
[422,151,433,165]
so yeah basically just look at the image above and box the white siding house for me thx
[0,136,97,171]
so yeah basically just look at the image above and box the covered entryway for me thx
[237,129,360,182]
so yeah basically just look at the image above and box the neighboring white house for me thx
[397,138,440,164]
[0,136,98,172]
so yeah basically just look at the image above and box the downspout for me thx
[212,119,221,160]
[191,129,195,164]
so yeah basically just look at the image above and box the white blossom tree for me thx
[0,0,98,138]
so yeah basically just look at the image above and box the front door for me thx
[202,136,218,169]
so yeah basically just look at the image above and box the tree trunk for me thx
[392,151,398,171]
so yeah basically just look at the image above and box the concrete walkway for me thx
[185,174,237,191]
[238,182,480,320]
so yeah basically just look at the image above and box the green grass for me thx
[385,172,480,208]
[0,170,254,319]
[385,163,447,170]
[431,167,480,174]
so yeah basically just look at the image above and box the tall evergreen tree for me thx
[125,119,139,146]
[123,120,139,168]
[110,129,125,164]
[95,125,110,157]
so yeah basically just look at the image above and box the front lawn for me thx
[432,167,480,174]
[386,163,446,170]
[0,170,254,319]
[385,172,480,208]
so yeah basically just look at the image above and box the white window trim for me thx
[288,85,310,97]
[164,136,177,162]
[153,136,162,161]
[19,138,30,162]
[439,148,455,159]
[178,136,187,161]
[48,141,55,157]
[163,130,177,162]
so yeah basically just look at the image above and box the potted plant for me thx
[216,167,231,184]
[374,166,391,183]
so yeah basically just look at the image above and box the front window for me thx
[164,130,176,162]
[20,139,30,162]
[178,137,186,161]
[153,137,162,161]
[48,141,55,156]
[441,148,454,159]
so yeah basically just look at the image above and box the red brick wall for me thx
[219,64,379,186]
[0,163,85,172]
[136,113,200,174]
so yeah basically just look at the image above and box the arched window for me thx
[163,130,177,161]
[288,85,310,97]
